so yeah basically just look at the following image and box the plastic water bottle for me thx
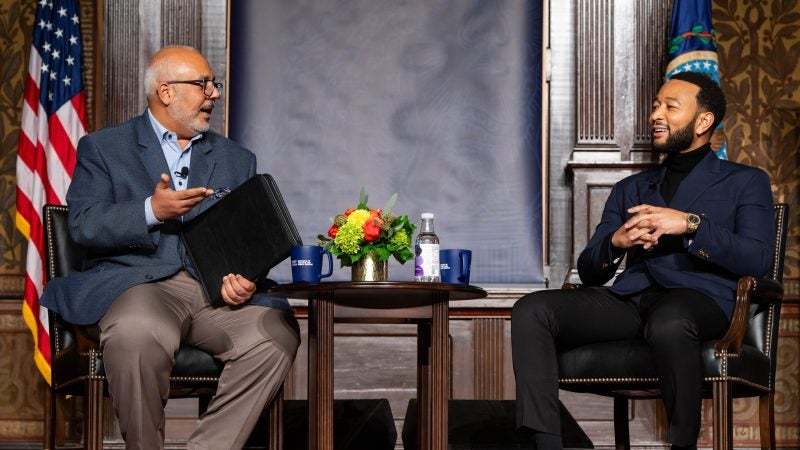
[414,212,440,282]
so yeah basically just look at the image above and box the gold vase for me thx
[351,251,388,281]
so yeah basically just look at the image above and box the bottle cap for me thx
[421,212,434,219]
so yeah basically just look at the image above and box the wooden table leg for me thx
[417,321,431,450]
[308,293,335,450]
[430,294,449,450]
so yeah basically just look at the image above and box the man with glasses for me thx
[41,46,299,450]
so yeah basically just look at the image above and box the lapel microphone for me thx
[174,167,189,187]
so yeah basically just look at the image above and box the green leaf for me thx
[382,193,397,215]
[338,254,354,267]
[698,36,709,45]
[392,215,409,231]
[691,24,704,33]
[373,247,391,260]
[394,248,415,264]
[359,187,368,206]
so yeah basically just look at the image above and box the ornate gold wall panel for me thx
[0,0,34,284]
[0,303,46,440]
[713,0,800,286]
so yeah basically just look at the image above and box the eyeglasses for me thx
[166,79,223,97]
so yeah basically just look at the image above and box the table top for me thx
[269,281,487,309]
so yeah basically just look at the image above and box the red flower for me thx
[362,219,381,242]
[327,225,339,238]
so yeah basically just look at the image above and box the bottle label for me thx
[415,243,440,278]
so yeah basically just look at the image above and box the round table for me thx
[269,281,487,450]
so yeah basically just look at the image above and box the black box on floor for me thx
[245,398,396,450]
[402,400,593,449]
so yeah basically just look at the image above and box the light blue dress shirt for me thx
[144,109,203,226]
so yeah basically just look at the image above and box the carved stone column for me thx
[564,0,671,284]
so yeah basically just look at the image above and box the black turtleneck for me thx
[660,143,711,204]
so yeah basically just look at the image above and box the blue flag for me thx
[666,0,727,159]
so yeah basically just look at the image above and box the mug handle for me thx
[320,250,334,279]
[459,251,470,283]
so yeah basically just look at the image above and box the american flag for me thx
[16,0,87,384]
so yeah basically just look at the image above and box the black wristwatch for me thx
[686,213,701,234]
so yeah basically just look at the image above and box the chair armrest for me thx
[52,310,100,354]
[74,325,101,354]
[714,276,783,356]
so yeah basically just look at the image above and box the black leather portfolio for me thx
[181,174,301,305]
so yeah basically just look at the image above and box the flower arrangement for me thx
[318,188,416,267]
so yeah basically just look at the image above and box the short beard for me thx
[168,106,211,136]
[652,120,695,154]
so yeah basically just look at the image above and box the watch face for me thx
[687,213,701,233]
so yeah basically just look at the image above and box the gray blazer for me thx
[41,112,290,325]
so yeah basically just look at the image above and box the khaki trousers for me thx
[98,271,300,450]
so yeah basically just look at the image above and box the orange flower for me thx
[362,219,381,242]
[344,208,356,216]
[368,209,385,226]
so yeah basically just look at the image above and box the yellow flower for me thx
[346,209,371,227]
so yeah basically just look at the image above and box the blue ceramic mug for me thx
[290,245,333,283]
[439,249,472,284]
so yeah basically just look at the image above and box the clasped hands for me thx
[150,173,256,305]
[611,204,690,250]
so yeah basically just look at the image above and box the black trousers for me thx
[511,286,729,447]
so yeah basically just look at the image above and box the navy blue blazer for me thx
[41,113,290,325]
[577,152,774,319]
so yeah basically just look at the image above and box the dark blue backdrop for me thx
[229,0,543,284]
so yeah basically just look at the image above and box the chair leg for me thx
[712,380,733,450]
[268,387,284,450]
[44,388,56,450]
[759,393,775,450]
[198,395,211,416]
[84,378,105,450]
[613,396,631,450]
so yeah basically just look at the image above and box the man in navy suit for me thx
[511,72,774,450]
[41,46,299,450]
